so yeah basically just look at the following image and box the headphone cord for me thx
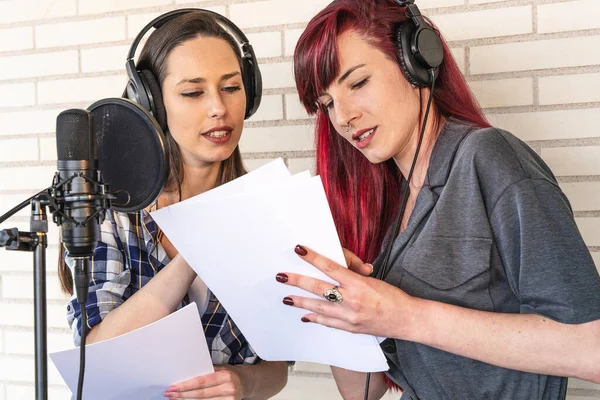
[364,68,436,400]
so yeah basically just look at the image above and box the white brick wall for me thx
[0,1,599,399]
[0,109,65,136]
[0,27,34,52]
[0,51,79,80]
[560,183,600,212]
[35,17,126,49]
[0,0,76,24]
[239,125,314,153]
[537,0,600,34]
[38,75,127,105]
[539,73,600,105]
[79,0,171,15]
[470,36,600,75]
[542,147,600,176]
[469,78,534,108]
[0,83,36,108]
[431,6,533,41]
[80,45,131,73]
[487,109,600,141]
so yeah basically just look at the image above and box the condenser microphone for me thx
[54,109,105,305]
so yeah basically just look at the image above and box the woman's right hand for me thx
[164,365,244,399]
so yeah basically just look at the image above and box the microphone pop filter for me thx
[87,98,167,213]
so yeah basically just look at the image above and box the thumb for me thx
[342,248,374,276]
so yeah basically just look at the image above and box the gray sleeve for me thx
[490,178,600,324]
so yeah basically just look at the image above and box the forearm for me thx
[234,360,288,399]
[87,254,196,344]
[331,367,388,400]
[407,298,600,382]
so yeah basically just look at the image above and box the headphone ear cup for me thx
[396,21,431,88]
[139,69,168,132]
[242,58,260,119]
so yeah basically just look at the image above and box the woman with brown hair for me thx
[58,10,287,400]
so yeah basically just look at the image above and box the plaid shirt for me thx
[65,209,258,365]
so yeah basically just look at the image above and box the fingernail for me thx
[295,245,308,256]
[366,263,374,274]
[301,317,310,323]
[283,297,294,306]
[276,273,288,283]
[166,386,177,392]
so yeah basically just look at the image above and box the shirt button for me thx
[380,338,396,353]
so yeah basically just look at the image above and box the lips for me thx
[202,125,233,144]
[352,126,377,149]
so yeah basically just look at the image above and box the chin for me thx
[361,148,391,165]
[208,147,238,163]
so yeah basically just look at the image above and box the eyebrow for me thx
[319,64,367,97]
[337,63,366,85]
[176,71,241,86]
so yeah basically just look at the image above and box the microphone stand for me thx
[0,191,55,400]
[0,176,113,400]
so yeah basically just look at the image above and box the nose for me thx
[207,91,227,119]
[332,97,358,129]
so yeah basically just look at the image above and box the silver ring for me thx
[323,286,343,304]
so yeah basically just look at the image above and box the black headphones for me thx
[394,0,444,87]
[124,8,263,132]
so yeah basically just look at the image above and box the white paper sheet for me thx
[50,303,213,400]
[188,157,291,203]
[151,161,388,372]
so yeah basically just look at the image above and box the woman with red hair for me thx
[276,1,600,399]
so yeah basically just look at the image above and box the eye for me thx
[181,91,203,98]
[223,86,242,93]
[351,77,369,90]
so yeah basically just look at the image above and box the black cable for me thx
[0,187,52,225]
[377,68,437,281]
[364,68,437,399]
[77,305,88,400]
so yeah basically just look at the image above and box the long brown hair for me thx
[58,11,248,295]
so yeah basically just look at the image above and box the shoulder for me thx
[452,124,557,187]
[438,121,563,214]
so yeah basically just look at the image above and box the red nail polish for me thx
[164,386,177,394]
[283,297,294,306]
[301,317,310,323]
[276,273,288,283]
[295,245,308,256]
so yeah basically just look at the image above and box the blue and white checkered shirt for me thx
[65,209,259,365]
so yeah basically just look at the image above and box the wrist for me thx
[233,365,255,399]
[399,295,427,343]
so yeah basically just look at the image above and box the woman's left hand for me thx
[164,365,244,399]
[277,245,418,339]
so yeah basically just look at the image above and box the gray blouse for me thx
[374,119,600,400]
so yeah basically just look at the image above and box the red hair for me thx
[294,0,490,265]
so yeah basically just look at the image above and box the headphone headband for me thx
[126,8,252,62]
